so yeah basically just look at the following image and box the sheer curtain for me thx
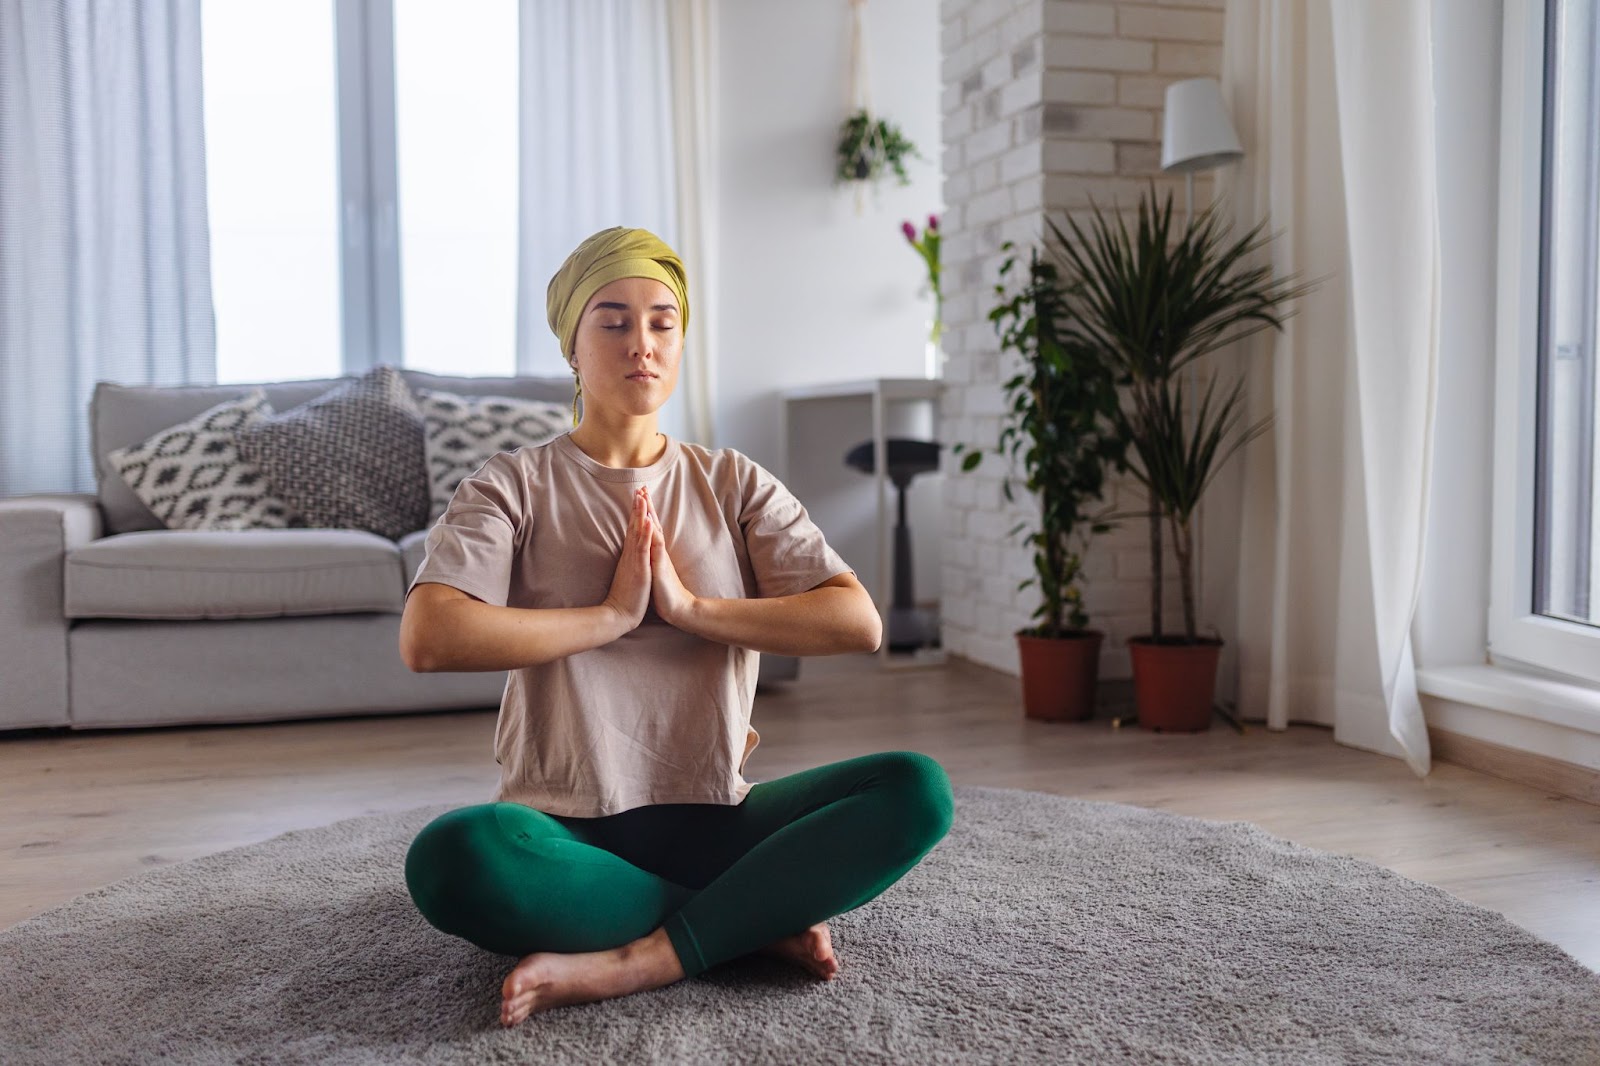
[1220,0,1439,774]
[0,0,215,496]
[516,0,717,446]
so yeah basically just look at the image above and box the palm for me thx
[645,498,695,624]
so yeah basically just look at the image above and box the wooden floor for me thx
[3,654,1597,972]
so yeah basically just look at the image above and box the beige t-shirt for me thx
[407,431,854,817]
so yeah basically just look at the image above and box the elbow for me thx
[856,602,884,654]
[398,617,446,673]
[399,635,438,673]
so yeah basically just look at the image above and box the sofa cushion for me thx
[400,369,573,406]
[93,377,351,536]
[92,371,575,536]
[64,530,404,620]
[235,366,430,540]
[416,390,568,523]
[105,389,303,532]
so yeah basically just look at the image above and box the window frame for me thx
[1488,0,1600,685]
[333,0,404,373]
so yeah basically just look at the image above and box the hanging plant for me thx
[834,109,920,187]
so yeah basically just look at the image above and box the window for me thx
[201,0,518,385]
[1535,0,1599,624]
[201,3,343,384]
[393,0,518,377]
[1490,0,1600,684]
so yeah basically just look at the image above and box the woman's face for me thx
[570,276,682,421]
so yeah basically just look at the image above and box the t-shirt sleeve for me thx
[737,453,855,598]
[407,456,522,608]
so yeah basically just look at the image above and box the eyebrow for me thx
[592,301,678,314]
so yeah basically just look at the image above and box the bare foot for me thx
[757,922,840,981]
[499,927,685,1027]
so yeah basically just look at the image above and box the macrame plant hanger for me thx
[847,0,883,217]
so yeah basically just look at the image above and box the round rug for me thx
[2,786,1596,1065]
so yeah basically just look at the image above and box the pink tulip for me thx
[928,214,939,232]
[901,220,917,242]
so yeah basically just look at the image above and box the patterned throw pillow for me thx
[234,365,429,540]
[106,389,301,531]
[415,389,568,523]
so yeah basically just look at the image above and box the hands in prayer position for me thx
[602,486,694,635]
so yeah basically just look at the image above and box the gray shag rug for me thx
[3,786,1597,1065]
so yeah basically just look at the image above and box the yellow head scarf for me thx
[545,227,690,362]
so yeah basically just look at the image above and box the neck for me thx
[568,414,667,469]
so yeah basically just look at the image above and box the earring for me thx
[571,376,582,428]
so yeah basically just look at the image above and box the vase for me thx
[924,321,945,379]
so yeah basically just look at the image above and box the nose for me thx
[628,320,656,362]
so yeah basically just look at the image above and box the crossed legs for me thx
[404,750,955,1025]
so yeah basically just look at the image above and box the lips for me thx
[626,373,658,380]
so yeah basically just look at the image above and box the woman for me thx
[398,227,954,1028]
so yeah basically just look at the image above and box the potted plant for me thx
[835,109,920,188]
[954,244,1129,721]
[1044,187,1313,731]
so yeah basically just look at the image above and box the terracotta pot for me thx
[1016,630,1104,721]
[1128,637,1223,732]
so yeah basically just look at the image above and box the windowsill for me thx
[1416,663,1600,736]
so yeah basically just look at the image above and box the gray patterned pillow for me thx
[106,389,302,531]
[234,365,429,539]
[416,389,568,523]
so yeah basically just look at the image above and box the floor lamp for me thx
[1160,76,1245,729]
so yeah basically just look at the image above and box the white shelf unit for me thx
[779,378,946,668]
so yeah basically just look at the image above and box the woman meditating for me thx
[398,227,955,1028]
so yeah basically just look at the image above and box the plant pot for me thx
[1127,637,1223,732]
[1016,630,1104,721]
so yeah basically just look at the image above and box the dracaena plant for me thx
[1043,186,1316,642]
[954,244,1129,638]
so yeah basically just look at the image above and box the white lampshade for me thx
[1160,77,1243,173]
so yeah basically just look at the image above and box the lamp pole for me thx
[1160,77,1244,730]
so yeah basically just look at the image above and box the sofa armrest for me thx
[0,494,102,729]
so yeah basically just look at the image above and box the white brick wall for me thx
[938,0,1222,678]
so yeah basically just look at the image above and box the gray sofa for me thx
[0,369,796,733]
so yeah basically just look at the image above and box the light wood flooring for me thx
[3,654,1597,972]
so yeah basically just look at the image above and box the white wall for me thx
[713,0,944,599]
[1415,1,1499,672]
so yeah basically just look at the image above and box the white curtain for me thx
[1220,0,1439,775]
[666,0,717,448]
[515,0,717,447]
[0,0,215,497]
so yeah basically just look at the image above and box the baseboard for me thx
[1429,727,1600,806]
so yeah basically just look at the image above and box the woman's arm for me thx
[402,485,659,672]
[399,583,634,671]
[643,490,881,655]
[674,572,883,656]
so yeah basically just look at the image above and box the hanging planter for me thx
[835,109,920,188]
[837,0,921,213]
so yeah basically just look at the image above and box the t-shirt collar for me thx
[552,431,679,482]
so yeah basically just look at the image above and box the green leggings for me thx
[404,750,954,978]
